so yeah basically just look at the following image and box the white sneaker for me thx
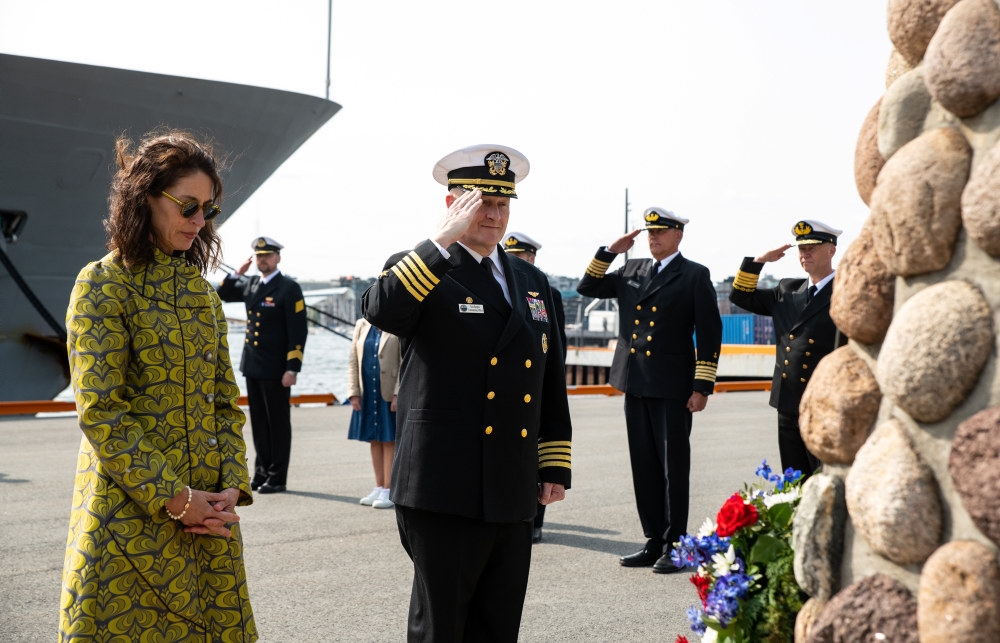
[372,489,394,509]
[360,486,382,506]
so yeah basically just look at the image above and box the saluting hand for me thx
[433,188,483,248]
[754,244,793,264]
[607,229,642,254]
[235,255,253,276]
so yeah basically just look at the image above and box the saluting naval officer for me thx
[363,144,572,643]
[577,207,722,574]
[728,219,844,479]
[217,236,307,494]
[503,230,566,545]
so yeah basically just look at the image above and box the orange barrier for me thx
[567,380,772,396]
[0,393,340,416]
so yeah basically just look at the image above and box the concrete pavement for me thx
[0,391,780,642]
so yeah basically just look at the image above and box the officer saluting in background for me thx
[577,208,722,574]
[728,220,844,479]
[217,236,307,494]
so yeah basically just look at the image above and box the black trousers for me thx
[396,505,532,643]
[246,377,292,486]
[623,394,692,552]
[777,411,820,478]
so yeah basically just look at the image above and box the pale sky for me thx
[2,0,891,283]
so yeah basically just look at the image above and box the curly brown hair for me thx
[106,129,225,272]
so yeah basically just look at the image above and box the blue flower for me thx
[755,460,772,480]
[687,606,707,635]
[714,571,752,599]
[704,591,740,627]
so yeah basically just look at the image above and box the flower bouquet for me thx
[671,461,806,643]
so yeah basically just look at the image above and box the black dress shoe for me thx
[620,540,664,567]
[250,480,264,491]
[258,483,286,494]
[652,553,686,574]
[532,527,543,544]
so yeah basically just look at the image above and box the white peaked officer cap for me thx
[504,231,542,254]
[642,206,689,230]
[792,220,842,245]
[252,236,284,254]
[432,144,530,198]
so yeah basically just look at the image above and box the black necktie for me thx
[481,257,507,303]
[807,285,817,302]
[652,260,661,275]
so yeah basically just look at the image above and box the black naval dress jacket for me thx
[217,272,308,379]
[577,249,722,398]
[729,258,843,414]
[362,240,572,523]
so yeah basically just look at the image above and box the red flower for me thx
[690,573,712,606]
[675,636,691,643]
[715,493,758,537]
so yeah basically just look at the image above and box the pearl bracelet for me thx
[166,486,192,521]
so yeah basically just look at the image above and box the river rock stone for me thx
[793,473,846,601]
[950,407,1000,546]
[800,346,881,465]
[806,573,918,643]
[887,0,961,66]
[961,136,1000,257]
[876,280,993,423]
[829,222,894,345]
[885,48,913,89]
[877,67,933,160]
[870,126,971,276]
[917,540,1000,642]
[924,0,1000,118]
[846,418,942,565]
[854,99,884,206]
[795,597,824,643]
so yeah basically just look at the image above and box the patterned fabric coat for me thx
[60,249,256,642]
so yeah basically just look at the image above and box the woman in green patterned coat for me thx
[60,130,257,642]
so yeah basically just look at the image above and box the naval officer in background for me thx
[503,230,566,544]
[217,236,308,494]
[728,219,844,479]
[577,207,722,574]
[363,144,572,642]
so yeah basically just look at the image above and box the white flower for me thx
[700,628,719,642]
[762,487,801,509]
[697,517,716,538]
[711,544,739,577]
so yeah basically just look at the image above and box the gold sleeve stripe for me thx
[732,270,759,292]
[401,252,440,290]
[539,460,572,470]
[585,257,611,278]
[539,440,572,449]
[287,349,304,361]
[539,441,571,469]
[391,252,433,301]
[295,299,305,313]
[695,361,718,382]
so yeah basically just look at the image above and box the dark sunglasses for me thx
[161,191,221,221]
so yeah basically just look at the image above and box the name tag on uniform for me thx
[627,279,641,289]
[459,303,485,314]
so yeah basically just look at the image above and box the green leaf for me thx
[767,502,793,530]
[749,533,787,564]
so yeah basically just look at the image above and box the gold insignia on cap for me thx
[542,333,548,354]
[486,152,510,176]
[505,236,519,247]
[794,221,813,236]
[255,237,267,248]
[645,212,660,223]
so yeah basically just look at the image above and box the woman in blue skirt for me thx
[347,318,400,508]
